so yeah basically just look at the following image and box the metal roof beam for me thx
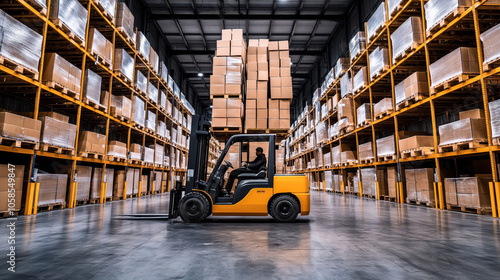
[169,50,323,56]
[149,14,343,21]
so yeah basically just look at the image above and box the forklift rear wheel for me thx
[269,194,299,223]
[178,192,211,222]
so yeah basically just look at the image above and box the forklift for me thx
[168,115,310,223]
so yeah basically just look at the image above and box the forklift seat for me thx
[237,166,267,180]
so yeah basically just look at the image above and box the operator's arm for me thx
[247,155,266,170]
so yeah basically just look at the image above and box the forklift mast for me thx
[185,115,211,194]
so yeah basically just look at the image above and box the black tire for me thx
[269,194,300,223]
[178,192,211,222]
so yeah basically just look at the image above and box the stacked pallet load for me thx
[395,72,428,110]
[245,39,267,130]
[0,165,24,216]
[49,0,88,46]
[268,41,292,130]
[38,112,77,155]
[444,176,492,214]
[42,53,82,99]
[405,168,435,207]
[211,29,245,132]
[115,2,136,46]
[36,172,68,209]
[438,109,487,153]
[0,112,41,148]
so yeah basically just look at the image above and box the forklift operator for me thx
[222,147,267,195]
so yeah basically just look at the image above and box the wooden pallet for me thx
[0,55,39,80]
[90,51,113,70]
[406,199,435,208]
[45,81,80,100]
[92,0,114,21]
[430,74,470,95]
[427,6,468,36]
[400,147,434,158]
[374,108,393,120]
[110,110,130,123]
[353,85,368,95]
[396,94,424,111]
[114,71,133,86]
[359,158,375,164]
[350,51,364,64]
[89,198,101,204]
[107,155,127,162]
[78,151,105,159]
[0,136,39,150]
[145,127,155,135]
[377,154,396,162]
[446,204,492,215]
[383,196,397,202]
[211,127,242,133]
[394,42,420,63]
[51,20,85,46]
[116,27,136,47]
[76,199,90,206]
[83,97,107,113]
[357,119,371,128]
[210,94,243,100]
[105,197,113,202]
[339,125,355,136]
[25,0,47,15]
[40,143,75,155]
[493,137,500,146]
[0,210,19,218]
[340,161,357,167]
[483,56,500,72]
[135,88,147,98]
[438,140,488,153]
[362,194,379,199]
[368,24,386,42]
[37,203,66,211]
[133,123,145,131]
[371,66,390,80]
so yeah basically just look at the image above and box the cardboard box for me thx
[216,47,230,56]
[87,28,113,65]
[78,130,106,154]
[246,118,257,129]
[405,168,435,204]
[281,87,293,99]
[269,119,280,129]
[257,89,268,99]
[225,84,242,94]
[399,135,434,152]
[429,47,480,89]
[258,71,269,81]
[0,112,41,142]
[444,177,491,208]
[213,65,226,75]
[108,140,127,158]
[280,51,289,59]
[0,164,24,212]
[232,29,243,40]
[280,67,291,77]
[279,41,289,50]
[387,166,398,198]
[459,108,485,120]
[39,116,77,149]
[221,29,232,40]
[43,53,82,96]
[257,109,268,119]
[37,174,68,206]
[257,119,267,129]
[24,111,69,123]
[269,41,279,51]
[213,56,226,66]
[227,118,241,127]
[212,118,226,127]
[439,118,487,146]
[359,142,374,160]
[247,89,257,99]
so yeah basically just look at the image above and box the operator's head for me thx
[256,147,263,156]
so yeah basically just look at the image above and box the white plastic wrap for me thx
[114,49,134,82]
[149,47,159,73]
[91,167,103,200]
[146,110,156,131]
[88,28,113,65]
[174,82,180,98]
[37,174,68,205]
[366,2,387,43]
[83,69,102,105]
[130,144,142,160]
[324,151,331,167]
[332,145,341,165]
[132,96,145,127]
[107,141,127,158]
[341,151,356,164]
[353,67,368,93]
[429,47,479,88]
[361,168,377,196]
[137,32,150,60]
[359,142,374,160]
[489,99,500,139]
[391,17,423,62]
[321,103,328,120]
[161,63,169,83]
[95,0,116,20]
[406,168,435,203]
[160,90,167,110]
[438,118,487,146]
[374,98,393,117]
[329,122,339,139]
[154,144,164,165]
[168,75,174,91]
[325,170,333,191]
[143,147,154,164]
[340,74,352,98]
[148,82,158,104]
[135,70,147,93]
[376,135,395,157]
[50,0,88,43]
[481,24,500,67]
[387,0,404,18]
[369,47,390,81]
[157,120,166,138]
[357,103,371,126]
[425,0,472,34]
[335,58,350,79]
[349,32,366,61]
[315,121,328,143]
[0,9,43,72]
[116,3,135,42]
[39,117,77,149]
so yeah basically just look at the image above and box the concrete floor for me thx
[1,192,500,280]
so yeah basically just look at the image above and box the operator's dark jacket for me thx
[247,153,267,172]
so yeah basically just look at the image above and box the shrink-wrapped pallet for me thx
[78,131,106,154]
[481,24,500,68]
[116,3,135,43]
[154,144,164,165]
[161,63,169,83]
[74,166,91,202]
[42,53,82,96]
[148,82,158,104]
[83,69,102,105]
[361,168,377,196]
[136,31,150,60]
[135,70,147,94]
[329,122,339,140]
[0,112,41,143]
[395,72,428,104]
[367,2,387,43]
[132,96,145,127]
[168,75,174,91]
[49,0,88,44]
[114,49,134,82]
[324,151,331,167]
[325,171,333,191]
[104,168,114,198]
[369,47,390,81]
[37,173,68,206]
[333,172,341,192]
[405,168,435,204]
[160,91,167,111]
[112,170,125,198]
[39,117,77,149]
[438,118,487,146]
[429,47,479,89]
[353,67,368,93]
[315,121,328,143]
[425,0,472,35]
[391,17,423,62]
[387,0,404,18]
[376,135,395,157]
[357,103,371,126]
[340,74,352,98]
[149,47,159,73]
[321,103,328,120]
[95,0,116,20]
[332,145,341,165]
[445,177,491,208]
[338,97,354,121]
[388,166,398,198]
[91,167,104,200]
[349,32,366,62]
[157,120,166,138]
[143,146,154,164]
[107,140,126,158]
[146,110,156,132]
[335,58,350,79]
[0,9,43,73]
[341,151,357,163]
[374,98,393,118]
[88,28,113,65]
[110,95,132,119]
[489,99,500,139]
[359,142,374,161]
[399,136,434,152]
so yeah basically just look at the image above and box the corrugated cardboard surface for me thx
[0,112,41,142]
[399,135,434,152]
[91,167,103,200]
[439,118,487,146]
[444,176,491,208]
[37,173,68,206]
[78,131,106,154]
[75,166,92,201]
[405,168,435,203]
[113,170,126,198]
[0,164,24,212]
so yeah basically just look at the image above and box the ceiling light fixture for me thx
[198,72,204,77]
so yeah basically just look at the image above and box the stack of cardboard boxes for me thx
[246,39,269,129]
[211,29,246,128]
[268,41,292,129]
[39,112,77,149]
[0,112,41,143]
[43,53,82,97]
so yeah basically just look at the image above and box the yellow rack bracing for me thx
[286,0,500,218]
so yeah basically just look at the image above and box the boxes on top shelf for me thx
[160,63,169,84]
[349,31,366,62]
[95,0,116,21]
[116,3,135,43]
[366,2,387,43]
[391,17,423,62]
[481,23,500,69]
[136,31,150,61]
[0,9,43,73]
[387,0,405,18]
[429,47,479,90]
[49,0,88,44]
[425,0,472,35]
[149,47,159,73]
[335,58,350,79]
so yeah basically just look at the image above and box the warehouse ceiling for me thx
[142,0,355,108]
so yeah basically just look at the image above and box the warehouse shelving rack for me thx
[0,0,191,216]
[286,0,500,218]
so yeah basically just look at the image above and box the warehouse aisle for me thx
[1,192,499,279]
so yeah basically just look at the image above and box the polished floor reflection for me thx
[1,191,500,279]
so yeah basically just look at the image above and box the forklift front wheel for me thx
[178,192,211,223]
[269,194,300,223]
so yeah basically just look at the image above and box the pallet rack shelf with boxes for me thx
[286,0,500,218]
[0,0,193,216]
